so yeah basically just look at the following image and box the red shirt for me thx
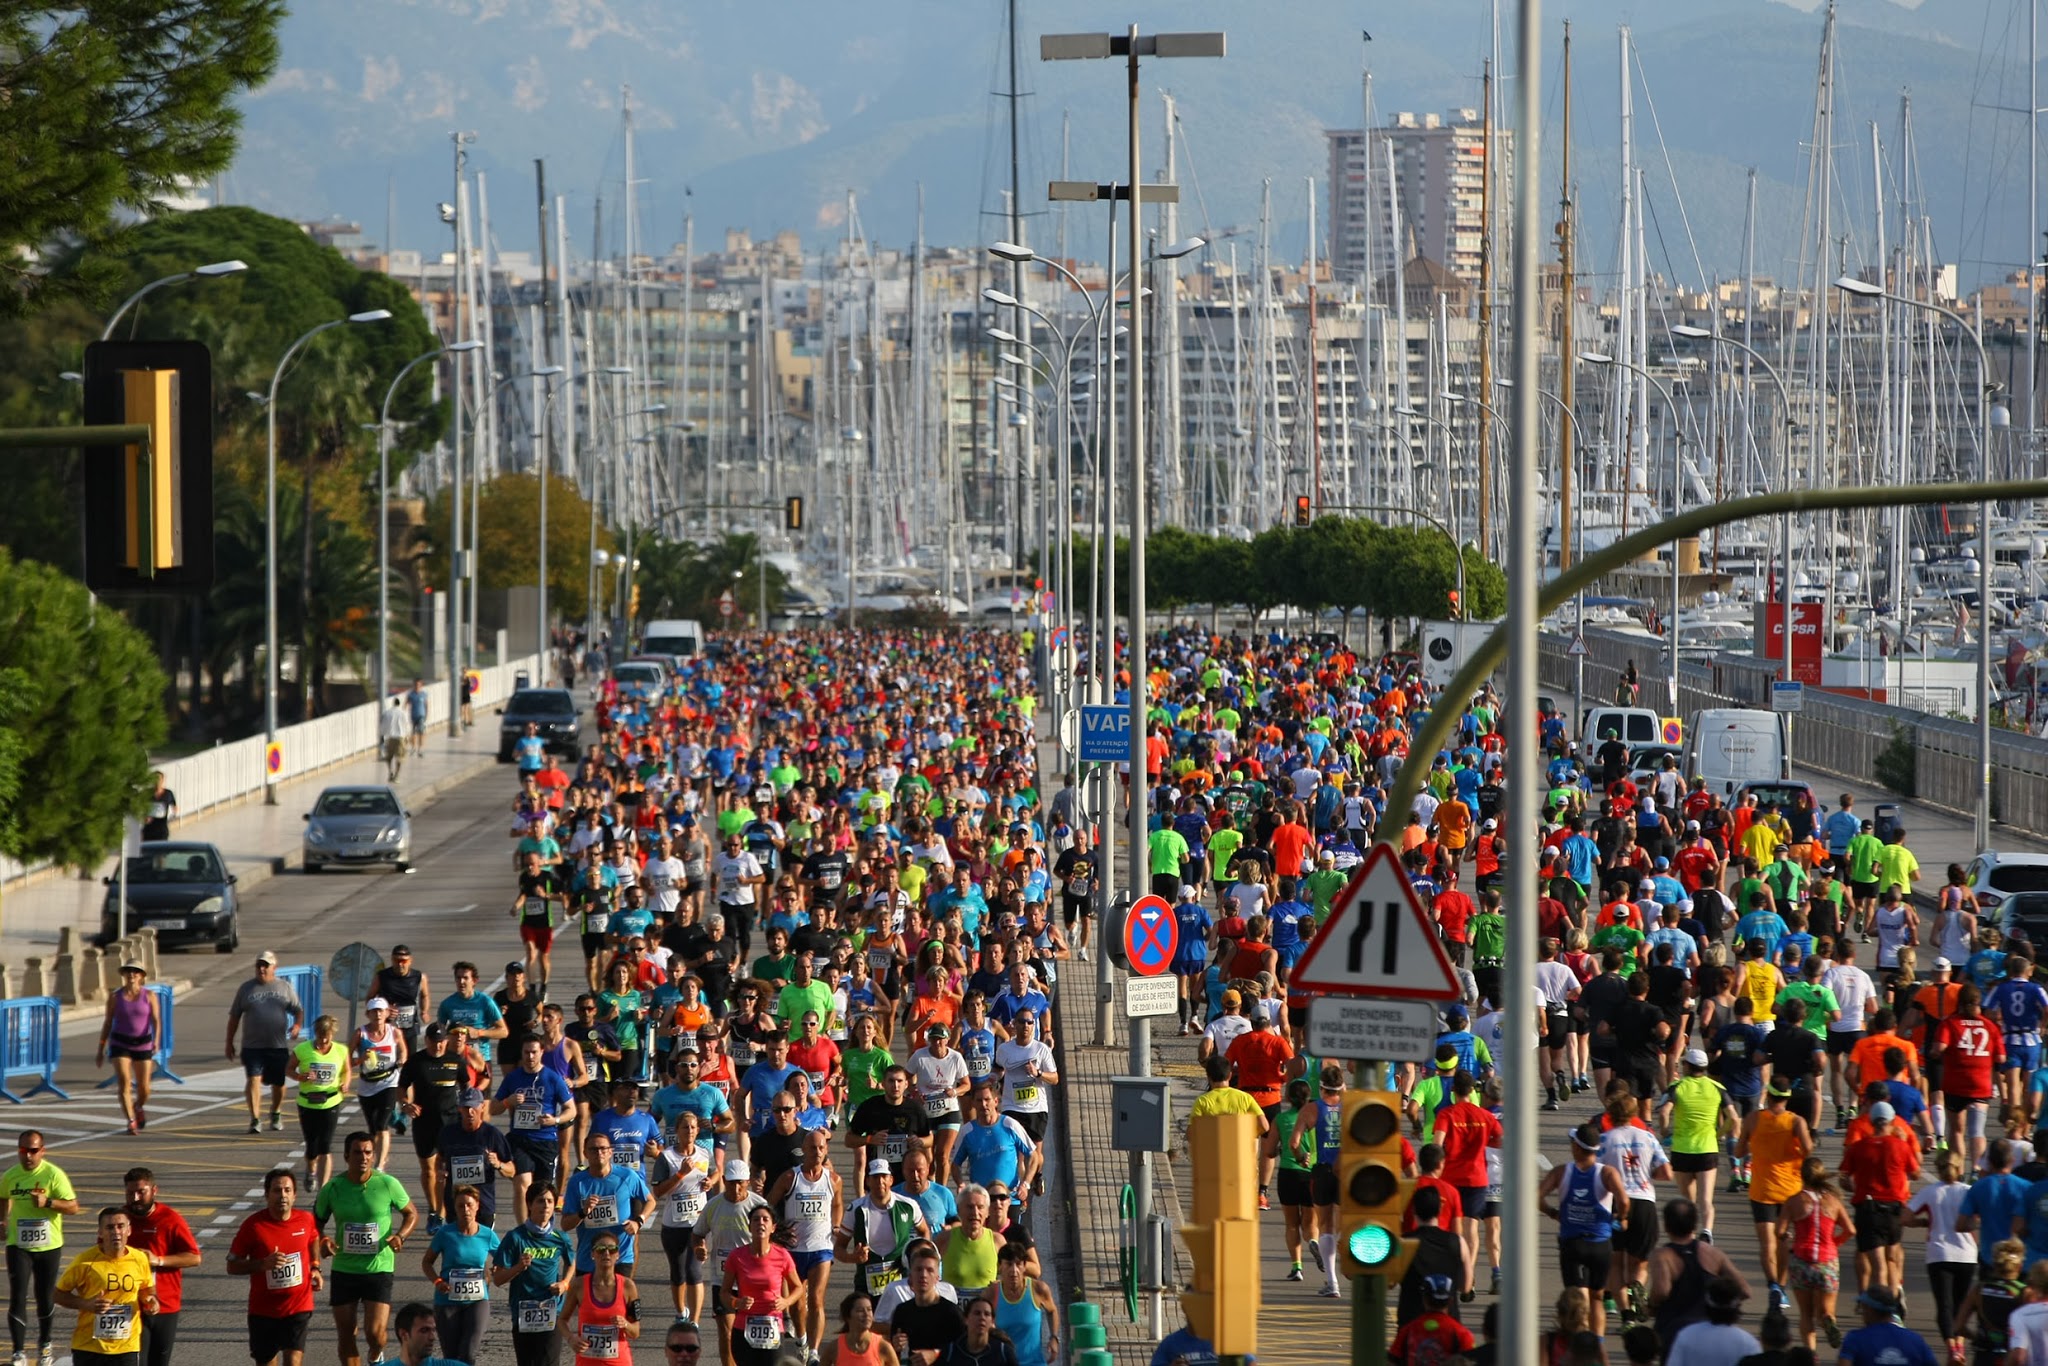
[1841,1127,1920,1204]
[1403,1175,1463,1235]
[1433,1100,1502,1189]
[1390,1312,1474,1366]
[229,1210,319,1317]
[1433,890,1475,945]
[1935,1015,2005,1100]
[1673,846,1718,893]
[127,1202,200,1314]
[1269,823,1313,879]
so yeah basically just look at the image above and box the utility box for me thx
[1110,1075,1172,1153]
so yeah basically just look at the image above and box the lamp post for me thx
[377,340,484,706]
[264,310,392,800]
[1835,274,1995,848]
[1040,24,1224,1341]
[1498,375,1593,721]
[100,260,248,341]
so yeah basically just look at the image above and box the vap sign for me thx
[1078,705,1131,762]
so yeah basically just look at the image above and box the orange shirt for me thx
[1270,823,1313,878]
[1226,1029,1296,1107]
[1435,801,1472,849]
[1849,1031,1920,1091]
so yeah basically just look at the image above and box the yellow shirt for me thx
[1189,1085,1265,1120]
[1738,822,1783,867]
[56,1246,152,1355]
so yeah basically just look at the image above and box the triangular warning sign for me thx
[1289,844,1461,1000]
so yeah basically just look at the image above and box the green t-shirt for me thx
[1768,860,1809,905]
[1665,1075,1729,1155]
[600,990,644,1051]
[1774,982,1839,1038]
[752,954,797,985]
[1847,834,1885,884]
[842,1045,894,1108]
[769,764,802,794]
[1303,869,1348,917]
[316,1170,412,1275]
[1207,829,1245,882]
[1876,844,1920,895]
[717,807,755,839]
[776,980,836,1034]
[1148,828,1189,877]
[293,1039,349,1111]
[3,1160,75,1250]
[1591,925,1645,976]
[1470,912,1507,962]
[1276,1105,1315,1173]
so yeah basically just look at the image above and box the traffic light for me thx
[1338,1089,1418,1280]
[120,368,179,574]
[1293,494,1312,528]
[1179,1111,1260,1355]
[81,339,214,594]
[784,495,804,532]
[1447,588,1462,620]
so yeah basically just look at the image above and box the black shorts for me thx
[243,1047,290,1088]
[1750,1200,1785,1225]
[413,1112,455,1160]
[297,1104,341,1157]
[1061,895,1093,923]
[329,1269,395,1306]
[249,1311,312,1362]
[1854,1200,1904,1252]
[1457,1187,1493,1222]
[1006,1110,1049,1145]
[109,1045,156,1063]
[1150,874,1181,900]
[1543,1011,1571,1051]
[1559,1235,1613,1290]
[1615,1200,1658,1260]
[1277,1169,1315,1209]
[1311,1164,1339,1207]
[582,933,609,960]
[1826,1030,1864,1057]
[509,1134,560,1184]
[359,1090,398,1134]
[1669,1152,1719,1174]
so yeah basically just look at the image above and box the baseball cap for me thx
[505,961,527,976]
[1220,989,1242,1008]
[1246,1005,1268,1026]
[366,996,390,1011]
[1868,1101,1896,1123]
[866,1159,892,1177]
[1480,818,1497,830]
[724,1160,750,1182]
[1422,1274,1454,1301]
[458,1087,485,1108]
[1682,1047,1709,1068]
[424,1023,448,1040]
[1933,957,1953,971]
[256,950,278,966]
[1444,1004,1467,1023]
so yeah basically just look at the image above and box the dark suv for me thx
[497,688,581,763]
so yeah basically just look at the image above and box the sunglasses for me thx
[593,1246,620,1256]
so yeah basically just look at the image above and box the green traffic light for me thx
[1348,1224,1394,1265]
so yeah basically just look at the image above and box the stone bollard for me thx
[55,927,75,958]
[19,959,45,999]
[52,952,77,1005]
[137,929,160,979]
[0,964,13,1001]
[75,948,105,1003]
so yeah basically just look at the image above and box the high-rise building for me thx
[1326,108,1507,288]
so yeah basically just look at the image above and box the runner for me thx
[313,1132,418,1366]
[227,1169,322,1366]
[120,1170,198,1366]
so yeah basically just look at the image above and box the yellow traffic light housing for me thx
[121,368,180,573]
[1178,1111,1260,1355]
[785,495,804,531]
[82,338,214,594]
[1338,1089,1419,1280]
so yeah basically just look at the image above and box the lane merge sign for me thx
[1288,843,1460,1000]
[1122,893,1178,977]
[1078,705,1130,762]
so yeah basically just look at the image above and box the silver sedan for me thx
[303,784,412,873]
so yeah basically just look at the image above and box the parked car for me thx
[497,687,582,763]
[1996,889,2048,948]
[1966,850,2048,917]
[99,841,239,952]
[303,785,412,873]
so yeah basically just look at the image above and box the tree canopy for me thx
[416,473,615,624]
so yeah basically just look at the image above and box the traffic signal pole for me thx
[1353,1275,1387,1366]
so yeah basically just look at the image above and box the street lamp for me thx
[264,309,392,798]
[101,260,248,341]
[376,339,484,706]
[1835,273,1996,848]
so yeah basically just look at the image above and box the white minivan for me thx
[1686,707,1790,798]
[640,619,705,665]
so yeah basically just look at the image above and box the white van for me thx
[1580,706,1664,750]
[1686,708,1790,798]
[640,619,705,664]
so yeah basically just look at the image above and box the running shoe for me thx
[1767,1283,1785,1313]
[269,1111,282,1132]
[1307,1241,1326,1273]
[248,1118,260,1135]
[136,1106,145,1132]
[1258,1193,1270,1212]
[1316,1287,1343,1300]
[125,1119,137,1136]
[1823,1316,1842,1348]
[1285,1266,1303,1282]
[1490,1267,1502,1295]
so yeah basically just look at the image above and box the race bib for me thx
[266,1253,303,1290]
[306,1062,338,1088]
[585,1195,619,1227]
[614,1144,642,1169]
[1012,1085,1040,1106]
[582,1324,620,1360]
[586,912,612,934]
[667,1191,704,1226]
[865,1261,901,1297]
[343,1222,382,1255]
[730,1042,756,1068]
[513,1106,543,1131]
[867,950,893,976]
[796,1195,827,1220]
[744,1315,783,1349]
[450,1155,487,1185]
[445,1267,486,1302]
[880,1135,907,1164]
[14,1218,52,1251]
[806,1070,826,1092]
[1071,878,1093,898]
[923,1093,953,1119]
[517,1298,558,1333]
[968,1056,992,1080]
[394,1006,417,1029]
[522,897,551,921]
[94,1304,132,1343]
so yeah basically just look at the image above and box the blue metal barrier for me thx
[94,984,185,1089]
[277,965,323,1040]
[0,999,68,1104]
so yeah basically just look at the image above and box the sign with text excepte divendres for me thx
[1306,996,1440,1063]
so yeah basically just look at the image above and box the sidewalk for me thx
[0,721,510,961]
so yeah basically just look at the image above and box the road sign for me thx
[1771,680,1805,714]
[1059,707,1081,756]
[1567,635,1589,657]
[1307,996,1439,1062]
[1050,624,1070,651]
[1122,893,1178,978]
[264,741,283,782]
[1288,844,1460,1000]
[1078,704,1130,762]
[717,589,737,620]
[1125,975,1180,1018]
[328,942,385,1001]
[1661,717,1684,745]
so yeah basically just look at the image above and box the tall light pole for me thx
[100,260,248,340]
[1041,24,1223,1341]
[264,310,392,799]
[530,367,566,673]
[1836,274,1995,848]
[377,339,483,706]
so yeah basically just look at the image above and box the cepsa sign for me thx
[1753,603,1826,684]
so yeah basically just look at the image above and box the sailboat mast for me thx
[1557,23,1574,571]
[1307,174,1321,513]
[1478,58,1494,558]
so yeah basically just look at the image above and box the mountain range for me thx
[226,0,2041,290]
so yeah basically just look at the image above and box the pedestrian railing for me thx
[277,965,323,1041]
[0,998,67,1104]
